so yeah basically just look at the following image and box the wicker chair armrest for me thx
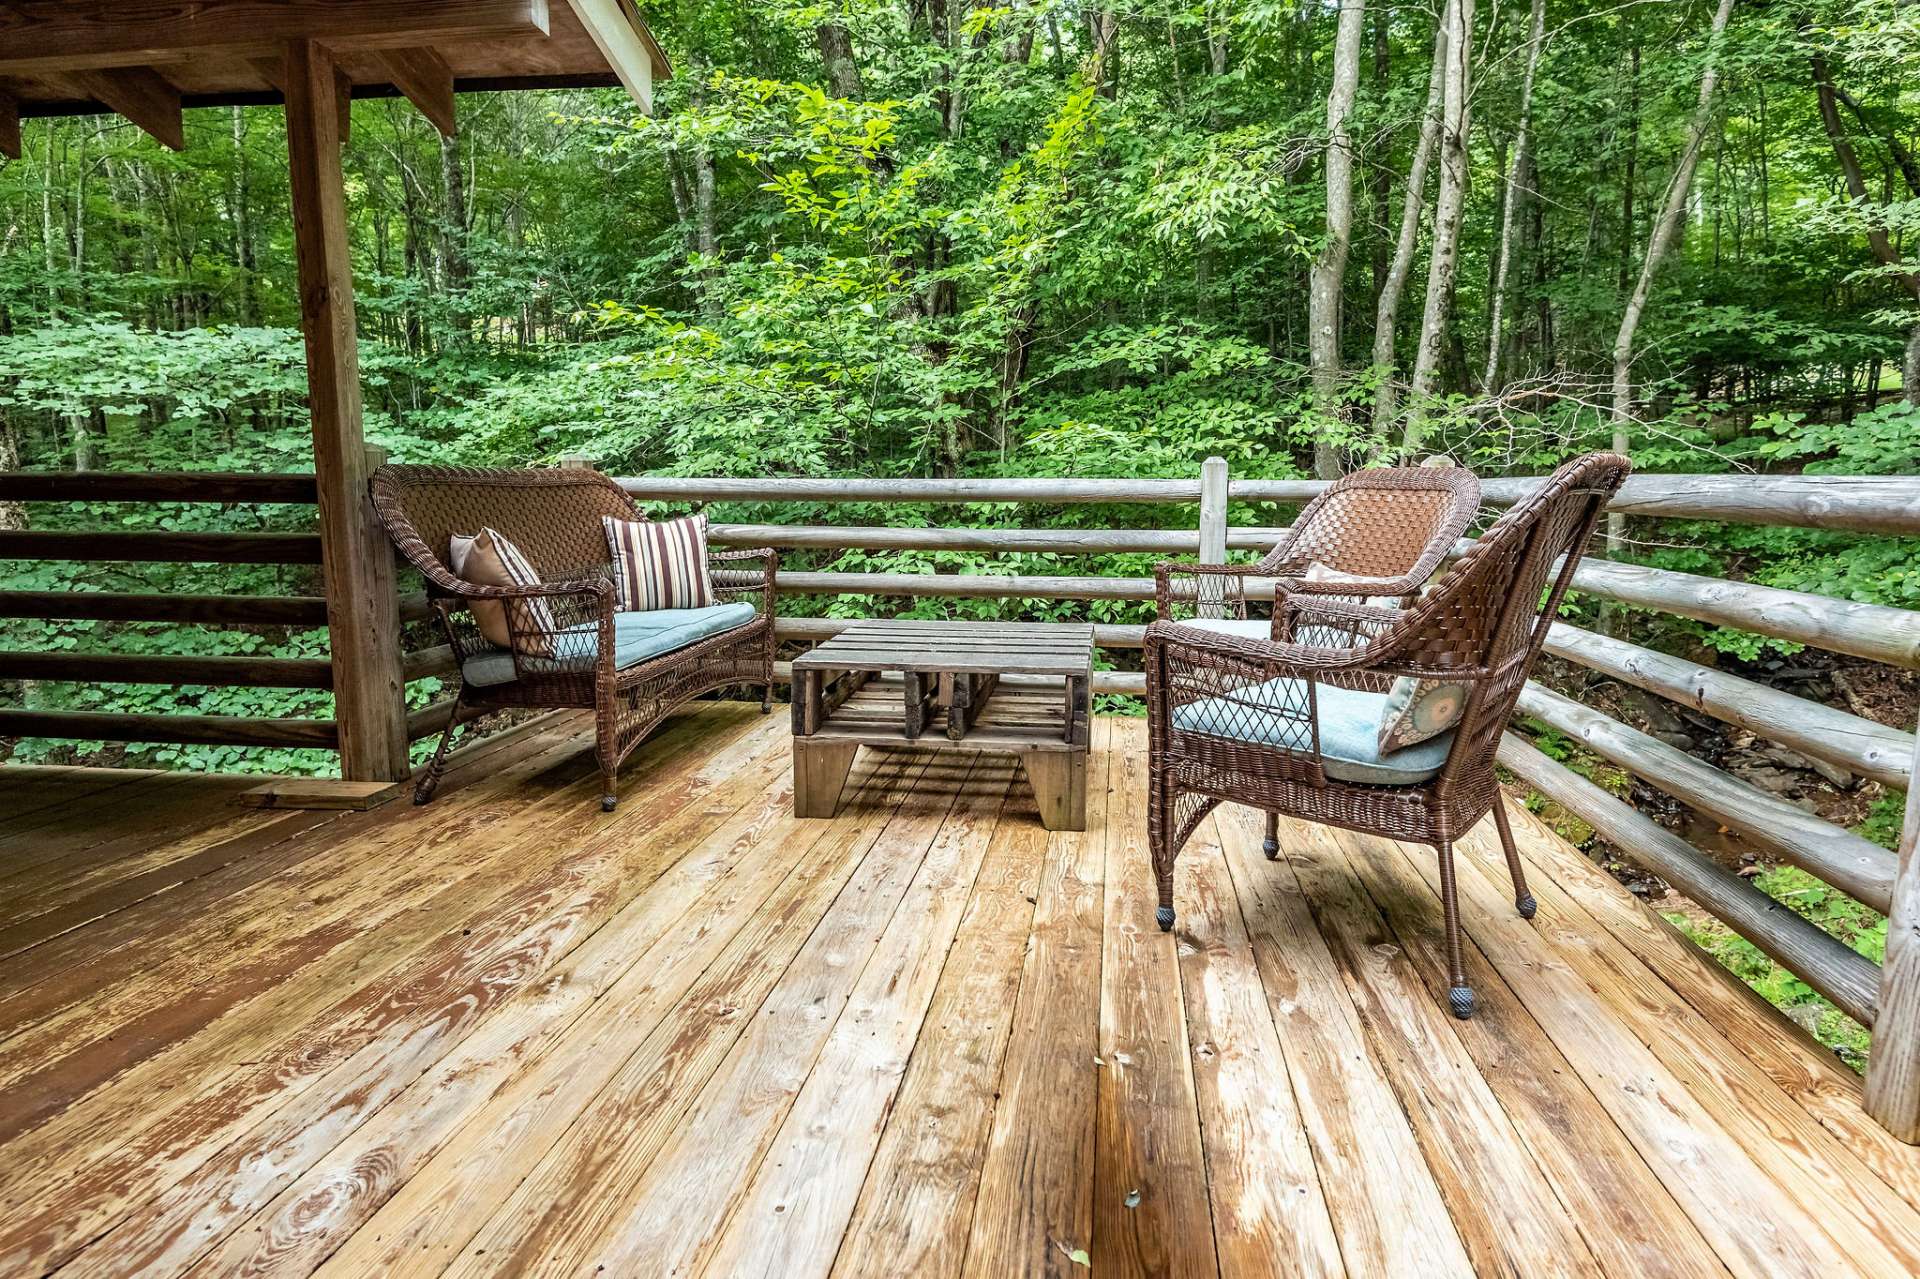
[1147,617,1385,675]
[433,576,613,603]
[1153,559,1269,621]
[708,546,778,611]
[708,545,778,563]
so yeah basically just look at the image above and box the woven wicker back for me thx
[370,465,642,590]
[1424,452,1632,793]
[1264,465,1481,583]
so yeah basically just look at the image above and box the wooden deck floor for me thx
[3,704,1919,1277]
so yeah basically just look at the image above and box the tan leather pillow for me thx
[449,528,554,656]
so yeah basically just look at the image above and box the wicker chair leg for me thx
[1262,810,1280,860]
[1436,840,1475,1019]
[1490,801,1537,919]
[413,686,466,806]
[762,682,774,713]
[1150,777,1177,932]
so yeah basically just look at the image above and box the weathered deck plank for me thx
[1,711,1917,1279]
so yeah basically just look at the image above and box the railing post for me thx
[1197,455,1229,617]
[1866,723,1920,1142]
[559,452,596,470]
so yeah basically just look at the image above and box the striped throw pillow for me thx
[604,514,716,612]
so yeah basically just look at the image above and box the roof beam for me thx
[0,0,551,76]
[0,86,19,159]
[371,47,455,137]
[66,67,184,150]
[563,0,654,112]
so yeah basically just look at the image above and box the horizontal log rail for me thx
[1497,734,1882,1027]
[0,470,318,504]
[406,697,488,741]
[0,591,332,626]
[0,708,339,749]
[709,523,1288,554]
[620,471,1920,534]
[1542,622,1913,789]
[0,529,324,564]
[1564,557,1920,670]
[404,645,458,681]
[1518,684,1898,912]
[0,650,335,690]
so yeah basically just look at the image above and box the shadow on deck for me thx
[2,702,1917,1277]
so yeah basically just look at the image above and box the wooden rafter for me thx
[65,66,183,150]
[563,0,656,112]
[371,46,456,138]
[0,0,552,75]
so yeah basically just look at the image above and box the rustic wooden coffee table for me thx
[790,619,1094,830]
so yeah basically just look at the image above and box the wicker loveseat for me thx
[371,465,777,811]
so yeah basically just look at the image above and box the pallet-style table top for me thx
[791,619,1094,676]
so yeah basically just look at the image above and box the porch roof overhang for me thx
[0,0,671,155]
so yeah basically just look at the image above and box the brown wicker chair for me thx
[1152,463,1483,858]
[1145,453,1631,1018]
[371,465,777,811]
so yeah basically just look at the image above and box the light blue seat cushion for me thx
[463,601,758,687]
[1181,619,1270,641]
[1171,676,1453,785]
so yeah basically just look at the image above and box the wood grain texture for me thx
[1093,724,1216,1278]
[5,712,1919,1277]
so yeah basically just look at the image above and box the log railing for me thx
[3,458,1918,1139]
[0,466,452,753]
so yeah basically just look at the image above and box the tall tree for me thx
[1809,50,1920,405]
[1308,0,1368,478]
[1483,0,1546,393]
[1372,0,1452,430]
[1404,0,1474,451]
[1608,0,1738,551]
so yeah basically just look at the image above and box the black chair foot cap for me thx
[601,795,618,813]
[1517,893,1538,920]
[1449,986,1476,1020]
[412,791,432,806]
[1262,837,1280,860]
[1155,906,1176,932]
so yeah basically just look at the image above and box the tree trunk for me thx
[1484,0,1545,393]
[1403,0,1474,453]
[1309,0,1367,478]
[439,130,471,340]
[818,19,865,98]
[230,107,258,325]
[1907,324,1920,408]
[1608,0,1737,551]
[1619,42,1640,297]
[1372,0,1452,431]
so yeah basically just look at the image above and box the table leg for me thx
[795,737,858,818]
[1024,749,1087,832]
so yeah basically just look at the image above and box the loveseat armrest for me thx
[709,546,779,615]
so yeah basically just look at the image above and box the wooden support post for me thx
[0,86,20,161]
[1866,725,1920,1141]
[285,39,407,783]
[1198,454,1229,618]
